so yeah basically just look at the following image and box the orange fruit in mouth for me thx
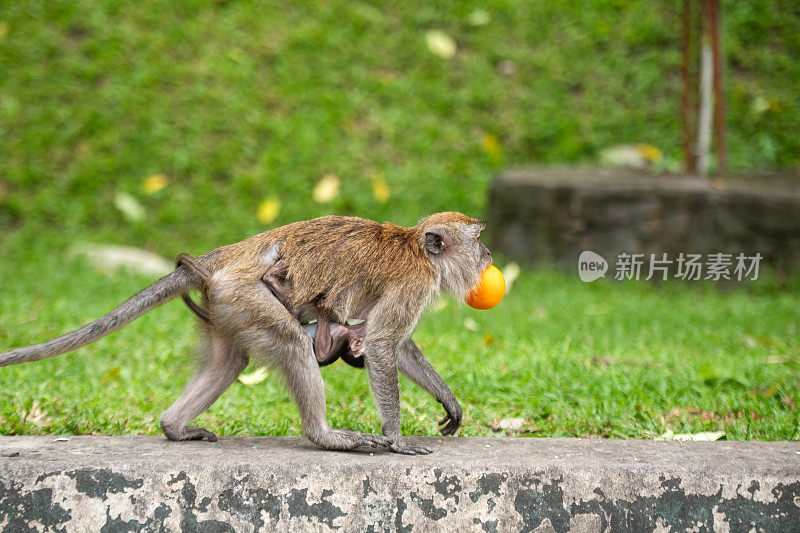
[466,265,506,310]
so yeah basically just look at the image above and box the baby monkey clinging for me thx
[263,257,366,368]
[179,252,365,368]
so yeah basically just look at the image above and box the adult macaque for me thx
[0,213,490,454]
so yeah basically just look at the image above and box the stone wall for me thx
[488,167,800,273]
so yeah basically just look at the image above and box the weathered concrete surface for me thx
[1,436,799,532]
[488,167,800,271]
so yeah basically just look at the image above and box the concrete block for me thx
[1,436,799,531]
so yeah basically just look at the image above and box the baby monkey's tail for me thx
[0,266,199,367]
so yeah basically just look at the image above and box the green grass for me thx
[1,1,799,254]
[1,237,798,440]
[0,2,798,440]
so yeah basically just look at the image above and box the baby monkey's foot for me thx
[316,296,335,318]
[349,336,364,358]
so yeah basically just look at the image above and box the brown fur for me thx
[224,217,433,316]
[213,213,484,321]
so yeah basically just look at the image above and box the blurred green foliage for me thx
[0,1,798,251]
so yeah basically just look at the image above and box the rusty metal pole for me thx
[708,0,727,177]
[681,0,696,174]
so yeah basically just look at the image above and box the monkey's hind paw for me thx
[333,428,392,450]
[341,430,391,449]
[183,426,218,442]
[389,442,432,455]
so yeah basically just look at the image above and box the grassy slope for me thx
[1,1,799,252]
[0,2,798,439]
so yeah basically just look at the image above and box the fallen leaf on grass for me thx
[114,192,145,222]
[239,367,268,385]
[371,172,390,203]
[25,402,47,424]
[501,262,520,293]
[492,417,526,433]
[599,144,661,168]
[313,174,340,203]
[467,10,490,26]
[751,95,780,116]
[765,355,790,364]
[257,197,281,224]
[70,244,173,276]
[142,174,168,194]
[636,143,662,162]
[102,366,122,383]
[497,60,516,76]
[743,335,774,348]
[481,133,503,161]
[657,430,725,442]
[425,30,456,59]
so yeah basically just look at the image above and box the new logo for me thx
[578,251,608,282]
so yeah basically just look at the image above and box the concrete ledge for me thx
[1,436,799,531]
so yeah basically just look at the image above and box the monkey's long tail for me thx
[0,267,198,367]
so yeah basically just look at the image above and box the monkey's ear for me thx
[425,230,447,255]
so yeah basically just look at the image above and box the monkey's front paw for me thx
[438,400,463,436]
[389,442,432,455]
